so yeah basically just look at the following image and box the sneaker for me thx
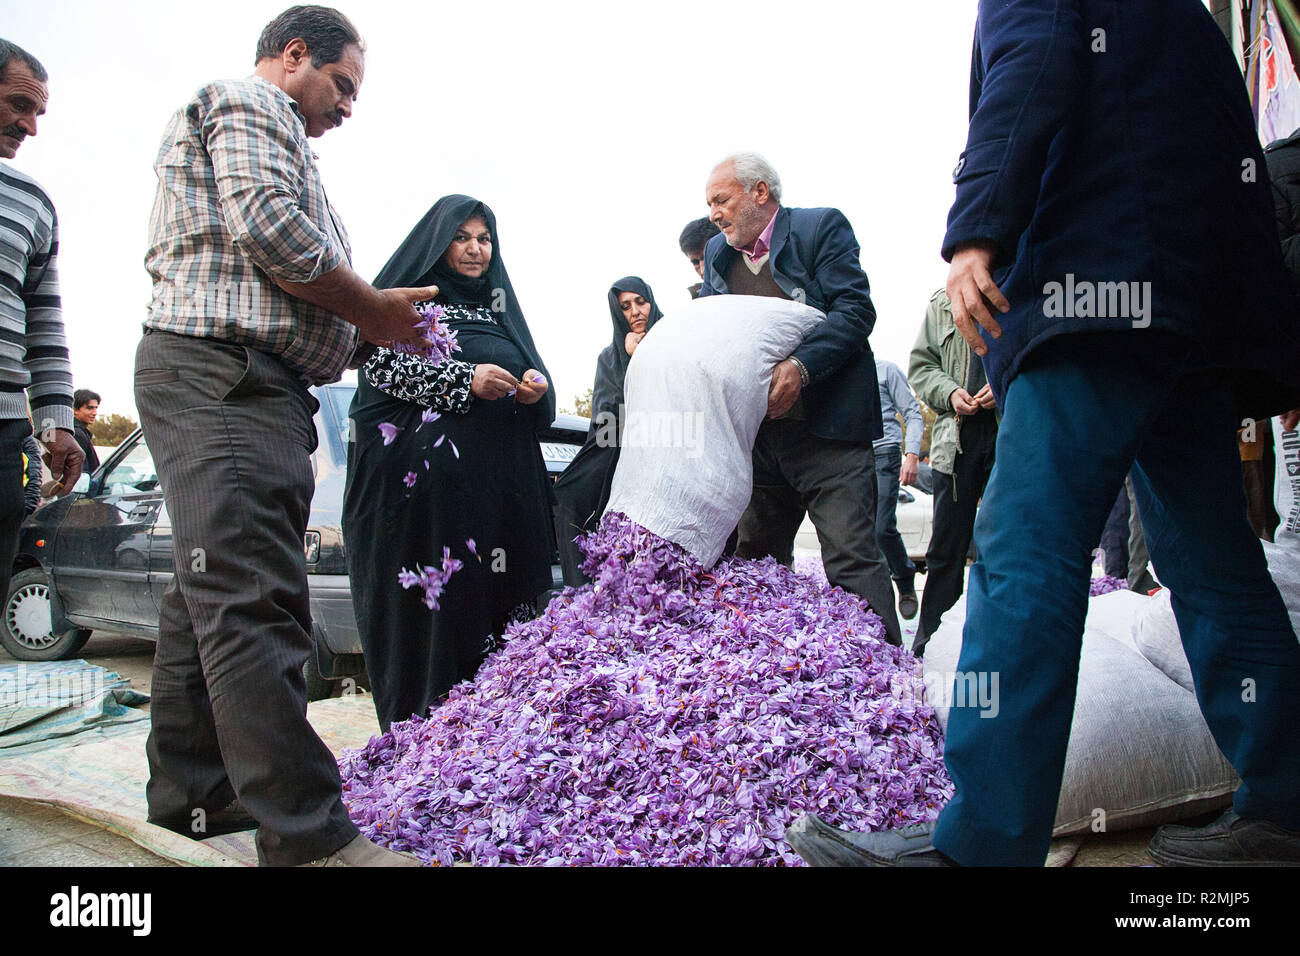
[298,834,423,867]
[786,814,955,866]
[1149,810,1300,866]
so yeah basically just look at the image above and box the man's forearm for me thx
[274,263,384,329]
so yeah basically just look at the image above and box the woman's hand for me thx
[625,331,645,356]
[472,364,518,400]
[514,370,549,405]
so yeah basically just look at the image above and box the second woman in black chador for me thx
[343,195,556,732]
[552,277,662,586]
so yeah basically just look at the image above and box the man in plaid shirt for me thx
[136,4,434,867]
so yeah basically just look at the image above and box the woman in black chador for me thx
[344,195,556,732]
[552,277,662,586]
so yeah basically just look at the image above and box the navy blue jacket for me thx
[945,0,1300,417]
[698,205,883,443]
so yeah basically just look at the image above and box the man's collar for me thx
[249,74,308,131]
[740,205,781,263]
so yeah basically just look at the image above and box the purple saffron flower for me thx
[403,471,418,489]
[378,422,402,446]
[341,512,951,867]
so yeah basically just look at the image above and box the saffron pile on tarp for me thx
[339,513,951,865]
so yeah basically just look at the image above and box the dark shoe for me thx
[152,799,258,840]
[787,814,954,866]
[1149,810,1300,866]
[1130,570,1159,595]
[298,834,423,867]
[898,591,919,620]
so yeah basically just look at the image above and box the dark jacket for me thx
[945,0,1300,417]
[698,205,883,443]
[1264,126,1300,298]
[73,421,99,474]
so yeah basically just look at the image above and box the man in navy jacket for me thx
[699,152,901,645]
[789,0,1300,866]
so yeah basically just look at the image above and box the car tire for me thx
[1,568,93,661]
[303,650,334,702]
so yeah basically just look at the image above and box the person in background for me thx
[137,5,432,867]
[790,1,1300,866]
[678,216,720,299]
[0,39,82,618]
[699,152,901,646]
[344,195,554,734]
[905,290,997,657]
[72,388,100,474]
[873,358,922,620]
[554,277,663,587]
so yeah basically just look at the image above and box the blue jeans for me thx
[933,333,1300,865]
[873,443,916,594]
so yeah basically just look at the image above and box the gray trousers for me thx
[134,330,357,866]
[737,418,902,645]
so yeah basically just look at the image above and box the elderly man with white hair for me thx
[699,152,901,644]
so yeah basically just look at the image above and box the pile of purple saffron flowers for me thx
[1089,573,1129,596]
[340,513,951,866]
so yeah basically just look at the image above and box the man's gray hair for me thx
[0,39,48,84]
[719,152,782,205]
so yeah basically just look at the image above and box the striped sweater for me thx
[0,162,73,433]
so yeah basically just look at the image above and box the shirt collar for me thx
[740,206,780,263]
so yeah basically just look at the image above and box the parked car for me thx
[794,485,935,573]
[1,380,589,700]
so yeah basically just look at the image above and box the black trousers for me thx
[0,417,31,606]
[914,411,997,652]
[737,418,902,645]
[134,331,357,866]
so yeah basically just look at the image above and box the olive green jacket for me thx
[908,289,1000,475]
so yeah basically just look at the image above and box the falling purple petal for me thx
[378,422,402,446]
[424,460,430,470]
[466,538,479,559]
[450,440,460,460]
[434,435,445,449]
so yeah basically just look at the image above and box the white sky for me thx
[3,0,978,422]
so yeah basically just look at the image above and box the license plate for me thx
[540,442,579,463]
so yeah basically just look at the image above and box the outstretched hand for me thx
[363,285,440,348]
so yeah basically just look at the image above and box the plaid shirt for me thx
[144,76,357,385]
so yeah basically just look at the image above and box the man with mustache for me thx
[138,5,433,866]
[0,39,83,618]
[699,153,901,646]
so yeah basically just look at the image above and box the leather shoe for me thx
[1149,810,1300,866]
[898,591,919,620]
[787,814,954,866]
[298,834,423,867]
[151,800,257,840]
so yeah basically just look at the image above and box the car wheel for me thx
[1,568,93,661]
[303,650,334,702]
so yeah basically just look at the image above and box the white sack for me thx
[1274,416,1299,546]
[922,594,1237,837]
[1132,542,1300,693]
[604,294,824,566]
